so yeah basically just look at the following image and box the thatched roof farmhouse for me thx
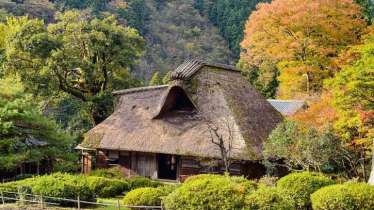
[78,59,285,181]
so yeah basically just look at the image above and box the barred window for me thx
[181,159,200,168]
[229,163,241,173]
[219,163,241,173]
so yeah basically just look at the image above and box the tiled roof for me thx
[169,59,239,80]
[267,99,307,116]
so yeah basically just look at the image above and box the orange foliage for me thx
[292,93,338,132]
[240,0,366,99]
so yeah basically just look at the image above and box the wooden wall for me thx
[94,150,273,181]
[135,152,157,179]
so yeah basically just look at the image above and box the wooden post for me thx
[117,199,120,210]
[1,190,5,205]
[40,194,44,209]
[77,196,80,210]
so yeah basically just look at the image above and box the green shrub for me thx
[31,173,94,202]
[244,187,294,210]
[259,175,279,187]
[0,178,35,198]
[163,177,245,210]
[123,187,166,206]
[184,174,222,183]
[16,174,34,181]
[157,183,182,195]
[129,177,164,190]
[88,176,129,198]
[87,167,124,180]
[277,172,334,210]
[241,180,258,195]
[311,183,374,210]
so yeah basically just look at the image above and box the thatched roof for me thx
[267,100,306,116]
[78,59,283,160]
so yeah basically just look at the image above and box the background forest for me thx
[0,0,374,182]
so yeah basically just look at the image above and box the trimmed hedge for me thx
[88,176,129,198]
[163,177,245,210]
[311,183,374,210]
[0,178,35,198]
[31,173,94,202]
[184,174,222,183]
[244,187,294,210]
[86,167,124,180]
[277,172,334,210]
[123,187,166,206]
[129,177,164,190]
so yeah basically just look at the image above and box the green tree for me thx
[3,11,145,125]
[263,120,343,172]
[162,71,172,84]
[0,75,77,172]
[149,71,162,86]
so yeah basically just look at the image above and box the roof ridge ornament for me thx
[169,59,239,81]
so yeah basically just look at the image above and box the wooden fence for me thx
[0,190,162,210]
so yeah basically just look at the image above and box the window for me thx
[219,163,241,173]
[229,164,241,173]
[181,159,200,168]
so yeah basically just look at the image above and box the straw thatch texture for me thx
[79,60,283,160]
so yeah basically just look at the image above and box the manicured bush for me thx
[277,172,334,209]
[31,173,94,202]
[157,183,182,195]
[88,176,129,198]
[244,187,294,210]
[311,183,374,210]
[87,167,124,180]
[184,174,222,183]
[163,177,245,210]
[123,187,166,206]
[129,177,164,190]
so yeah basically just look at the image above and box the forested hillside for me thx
[133,0,233,81]
[193,0,271,60]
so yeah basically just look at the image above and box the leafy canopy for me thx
[3,11,145,125]
[239,0,366,99]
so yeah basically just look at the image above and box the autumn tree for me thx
[3,11,145,125]
[327,32,374,181]
[239,0,366,99]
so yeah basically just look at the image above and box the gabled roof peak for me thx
[170,59,239,81]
